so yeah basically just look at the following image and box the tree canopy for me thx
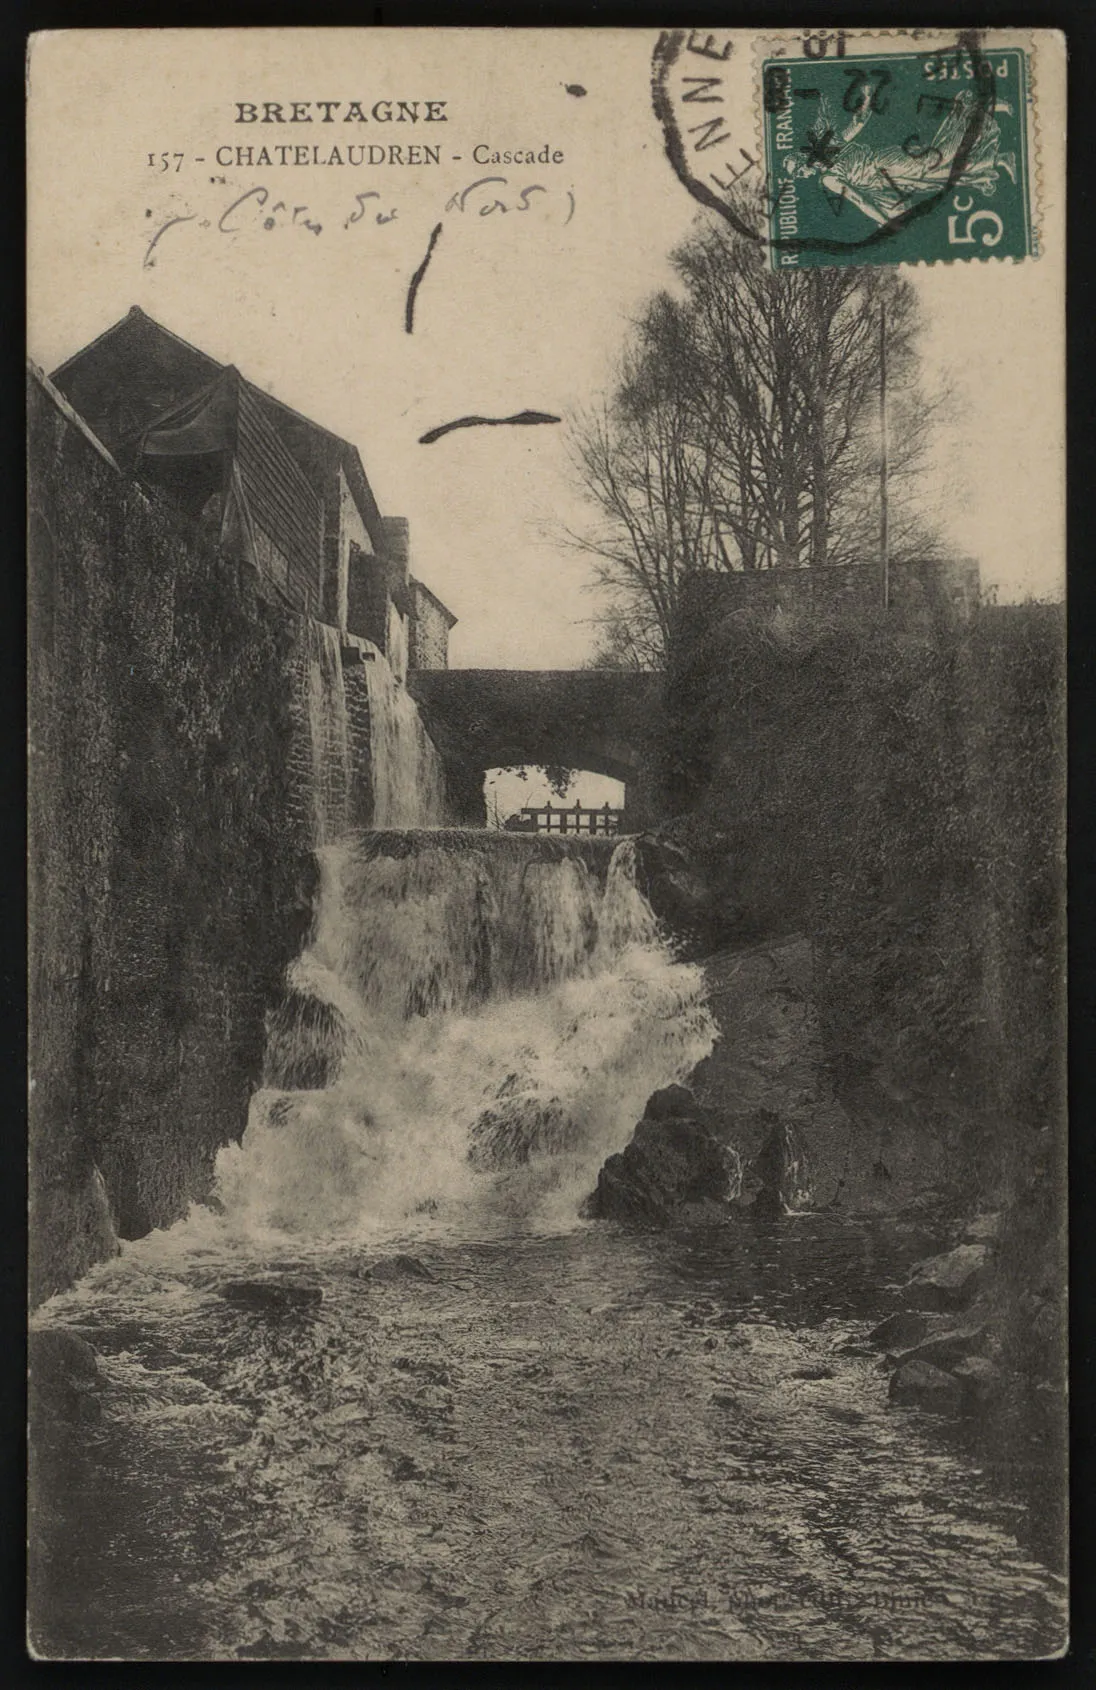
[572,215,941,665]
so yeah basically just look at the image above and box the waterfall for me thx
[364,659,446,828]
[214,833,716,1239]
[304,621,351,847]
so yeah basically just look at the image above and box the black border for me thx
[7,2,1094,1684]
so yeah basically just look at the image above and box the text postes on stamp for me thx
[761,44,1033,270]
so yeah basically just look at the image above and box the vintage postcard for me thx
[27,26,1067,1661]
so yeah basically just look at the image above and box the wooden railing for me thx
[504,801,625,836]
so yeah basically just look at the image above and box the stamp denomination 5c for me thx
[761,40,1034,270]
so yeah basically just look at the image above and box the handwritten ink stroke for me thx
[418,411,562,445]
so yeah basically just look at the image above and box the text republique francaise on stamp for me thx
[653,28,1037,271]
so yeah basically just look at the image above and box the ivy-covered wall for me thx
[655,581,1065,1380]
[28,372,318,1303]
[658,586,1064,1164]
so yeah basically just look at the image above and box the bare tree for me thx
[570,213,940,659]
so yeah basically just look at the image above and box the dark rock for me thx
[894,1322,988,1371]
[585,1114,742,1227]
[790,1364,834,1381]
[867,1311,937,1351]
[744,1113,812,1217]
[951,1355,1008,1407]
[364,1254,436,1283]
[633,836,742,953]
[644,1084,700,1122]
[391,1454,426,1481]
[961,1210,1004,1244]
[30,1328,100,1385]
[28,1329,103,1425]
[888,1359,965,1414]
[263,988,354,1090]
[219,1279,324,1313]
[903,1244,988,1311]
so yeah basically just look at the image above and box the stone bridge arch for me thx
[408,669,663,827]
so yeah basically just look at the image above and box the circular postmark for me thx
[651,28,1030,269]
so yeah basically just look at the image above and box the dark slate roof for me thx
[50,307,385,550]
[134,366,323,612]
[51,308,222,457]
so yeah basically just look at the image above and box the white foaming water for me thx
[364,660,447,827]
[212,834,716,1241]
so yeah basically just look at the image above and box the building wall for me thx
[682,556,981,624]
[333,463,374,633]
[347,544,391,651]
[252,524,291,595]
[386,600,409,684]
[346,541,378,645]
[28,370,319,1303]
[409,585,453,669]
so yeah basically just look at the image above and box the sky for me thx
[28,29,1065,669]
[485,767,624,825]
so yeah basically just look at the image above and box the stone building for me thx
[50,306,456,675]
[409,577,459,670]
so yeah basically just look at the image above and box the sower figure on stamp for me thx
[785,83,1018,225]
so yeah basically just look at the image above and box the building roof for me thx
[49,307,458,627]
[134,365,323,606]
[50,306,385,550]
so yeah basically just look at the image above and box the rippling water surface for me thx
[30,1209,1065,1661]
[29,830,1066,1660]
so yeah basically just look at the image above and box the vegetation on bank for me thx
[29,374,315,1301]
[569,210,938,669]
[652,588,1065,1389]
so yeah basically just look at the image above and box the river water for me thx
[30,1211,1065,1661]
[29,820,1066,1659]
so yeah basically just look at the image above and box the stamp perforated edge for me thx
[748,26,1045,268]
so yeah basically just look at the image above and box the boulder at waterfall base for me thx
[583,1086,742,1226]
[867,1311,939,1352]
[28,1329,103,1425]
[743,1113,813,1216]
[903,1243,989,1311]
[888,1359,966,1414]
[220,1279,324,1313]
[889,1321,990,1372]
[360,1254,437,1283]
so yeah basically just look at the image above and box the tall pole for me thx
[879,299,889,611]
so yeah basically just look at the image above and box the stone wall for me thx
[409,668,662,826]
[28,369,321,1303]
[656,586,1065,1215]
[344,653,377,829]
[680,555,981,627]
[409,583,453,671]
[331,463,375,632]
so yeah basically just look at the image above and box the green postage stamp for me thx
[762,43,1034,269]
